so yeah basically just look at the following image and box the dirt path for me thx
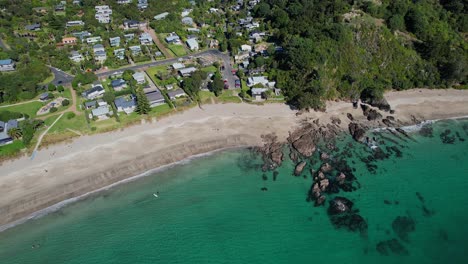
[69,88,81,115]
[142,25,173,59]
[31,113,64,159]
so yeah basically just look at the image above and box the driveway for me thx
[48,67,74,86]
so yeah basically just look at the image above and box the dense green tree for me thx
[135,89,150,115]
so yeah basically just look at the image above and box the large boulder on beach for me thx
[348,123,366,142]
[294,161,307,176]
[367,109,382,121]
[292,134,316,157]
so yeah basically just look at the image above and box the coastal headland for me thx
[0,89,467,231]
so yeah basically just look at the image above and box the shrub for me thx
[62,99,70,106]
[91,126,97,131]
[66,112,76,119]
[50,107,58,113]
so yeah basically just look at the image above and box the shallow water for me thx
[0,119,467,264]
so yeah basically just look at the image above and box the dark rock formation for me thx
[349,123,366,142]
[392,216,416,242]
[347,113,354,121]
[367,109,382,121]
[376,239,409,256]
[440,129,456,144]
[257,133,284,171]
[419,124,433,137]
[382,119,393,127]
[273,171,279,181]
[294,161,307,176]
[320,162,332,173]
[328,197,353,215]
[320,152,330,161]
[292,134,316,157]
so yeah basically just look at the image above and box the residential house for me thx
[139,33,153,45]
[93,44,107,62]
[109,37,121,47]
[111,79,127,91]
[72,0,81,5]
[72,31,91,41]
[240,44,252,52]
[124,33,135,43]
[82,85,105,100]
[25,23,41,31]
[84,100,98,109]
[137,0,148,9]
[132,72,146,84]
[95,5,112,24]
[181,9,193,17]
[167,89,187,100]
[86,36,102,44]
[113,48,125,60]
[182,17,194,26]
[209,39,219,48]
[39,93,50,101]
[33,7,48,15]
[251,87,269,101]
[0,59,15,72]
[154,12,169,20]
[114,95,137,113]
[55,3,65,12]
[123,20,143,30]
[187,28,200,34]
[0,120,19,146]
[129,45,142,56]
[66,20,85,27]
[178,67,197,77]
[171,63,185,70]
[117,0,132,4]
[165,33,181,44]
[62,37,77,45]
[69,50,84,62]
[145,90,165,107]
[186,38,199,51]
[247,76,276,87]
[91,106,111,119]
[249,31,266,43]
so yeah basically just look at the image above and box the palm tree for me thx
[7,128,23,140]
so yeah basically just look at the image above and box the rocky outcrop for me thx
[328,197,353,215]
[292,134,316,157]
[320,162,332,173]
[257,133,284,171]
[347,113,354,121]
[348,123,366,142]
[328,197,367,234]
[367,109,382,121]
[336,172,346,185]
[294,161,307,176]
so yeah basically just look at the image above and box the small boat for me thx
[153,193,159,198]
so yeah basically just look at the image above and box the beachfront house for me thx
[91,106,111,119]
[145,90,165,107]
[114,48,125,60]
[154,12,169,20]
[165,33,181,44]
[186,38,199,51]
[251,87,269,101]
[132,72,146,84]
[139,33,153,45]
[69,50,84,62]
[167,89,187,100]
[129,45,142,56]
[0,59,16,72]
[82,84,105,100]
[247,76,275,88]
[114,95,137,113]
[0,120,19,146]
[111,79,127,91]
[178,67,197,77]
[109,37,121,47]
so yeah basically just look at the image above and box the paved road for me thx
[48,67,74,86]
[97,49,238,89]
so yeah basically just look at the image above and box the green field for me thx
[201,66,218,73]
[168,44,187,56]
[218,90,242,103]
[0,101,44,118]
[0,140,25,157]
[47,114,88,134]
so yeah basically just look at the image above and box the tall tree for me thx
[135,89,150,115]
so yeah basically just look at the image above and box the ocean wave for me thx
[373,115,468,133]
[0,146,249,233]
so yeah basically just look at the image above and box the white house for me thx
[114,48,125,60]
[186,38,199,51]
[154,12,169,20]
[132,72,146,84]
[251,87,269,101]
[86,36,102,44]
[129,45,142,55]
[247,76,276,87]
[240,44,252,52]
[82,84,105,100]
[91,106,111,119]
[69,51,84,63]
[139,33,153,45]
[93,44,107,62]
[179,67,197,77]
[0,59,16,72]
[66,20,85,27]
[181,9,193,17]
[109,37,121,47]
[172,63,185,70]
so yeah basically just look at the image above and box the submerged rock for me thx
[320,162,333,173]
[328,197,353,215]
[392,216,416,242]
[294,161,307,176]
[349,123,366,142]
[419,124,433,137]
[440,129,456,144]
[376,239,409,256]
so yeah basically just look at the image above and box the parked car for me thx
[235,79,241,88]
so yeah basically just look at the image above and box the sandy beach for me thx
[0,88,467,230]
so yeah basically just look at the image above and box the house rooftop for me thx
[0,59,13,65]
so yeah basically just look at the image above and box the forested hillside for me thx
[254,0,467,109]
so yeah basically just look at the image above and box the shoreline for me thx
[0,89,467,232]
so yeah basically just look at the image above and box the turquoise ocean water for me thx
[0,119,467,264]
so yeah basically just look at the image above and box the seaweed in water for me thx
[439,129,456,144]
[392,216,416,242]
[262,174,268,181]
[273,171,278,181]
[376,239,409,256]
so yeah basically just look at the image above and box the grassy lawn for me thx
[47,114,89,134]
[0,140,25,157]
[201,65,218,73]
[146,65,170,83]
[150,103,173,116]
[0,101,44,118]
[199,90,215,104]
[168,44,187,57]
[218,90,242,103]
[241,80,249,91]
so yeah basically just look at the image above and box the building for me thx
[167,89,187,100]
[181,17,194,26]
[117,0,132,4]
[93,44,107,62]
[86,36,102,44]
[154,12,169,20]
[172,63,185,70]
[178,67,197,77]
[240,44,252,52]
[123,20,143,30]
[251,87,269,101]
[137,0,148,9]
[25,23,41,31]
[95,5,112,24]
[129,45,142,56]
[114,48,125,60]
[0,120,19,146]
[181,9,193,17]
[66,21,85,27]
[109,37,121,47]
[72,31,92,41]
[186,38,199,51]
[124,33,135,43]
[139,33,153,45]
[187,28,200,33]
[111,79,127,91]
[114,95,137,113]
[39,93,50,101]
[247,76,275,87]
[145,90,165,107]
[132,72,146,84]
[91,106,111,119]
[0,59,15,72]
[165,33,181,44]
[62,37,77,45]
[69,50,84,62]
[82,84,105,100]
